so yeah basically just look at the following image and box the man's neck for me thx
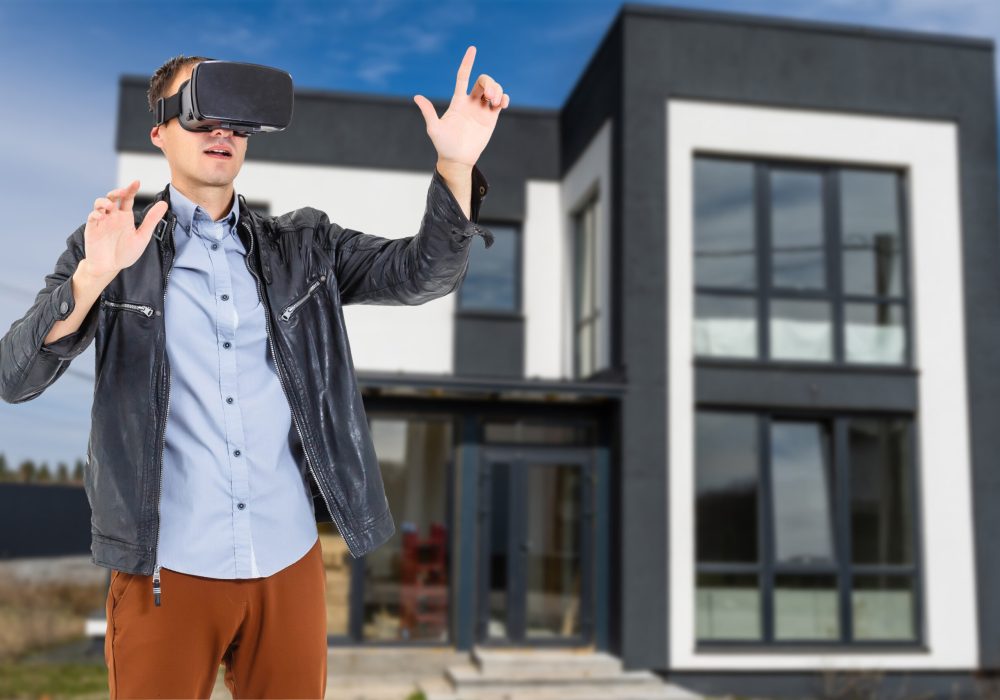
[170,180,235,222]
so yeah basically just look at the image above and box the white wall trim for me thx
[666,98,978,670]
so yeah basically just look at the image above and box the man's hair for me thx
[147,54,215,115]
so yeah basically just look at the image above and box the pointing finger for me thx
[453,45,475,98]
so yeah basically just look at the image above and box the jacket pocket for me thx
[100,298,155,318]
[279,274,326,322]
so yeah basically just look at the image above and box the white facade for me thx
[665,98,977,670]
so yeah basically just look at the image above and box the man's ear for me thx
[150,125,164,151]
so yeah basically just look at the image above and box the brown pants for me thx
[105,536,328,699]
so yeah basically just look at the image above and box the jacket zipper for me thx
[279,276,325,322]
[152,216,177,606]
[239,220,355,556]
[101,298,155,317]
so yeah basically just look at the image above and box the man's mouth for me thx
[204,147,232,159]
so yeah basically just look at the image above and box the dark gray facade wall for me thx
[606,2,999,671]
[116,77,559,224]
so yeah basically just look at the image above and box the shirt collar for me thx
[168,183,240,240]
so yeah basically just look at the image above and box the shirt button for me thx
[221,294,229,301]
[211,243,219,250]
[233,449,241,457]
[237,503,245,510]
[226,396,234,404]
[223,341,231,349]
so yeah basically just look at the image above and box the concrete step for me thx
[422,680,699,700]
[469,646,624,678]
[449,665,667,687]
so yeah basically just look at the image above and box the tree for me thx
[57,461,69,482]
[0,453,9,482]
[18,459,36,482]
[37,461,52,483]
[73,459,86,483]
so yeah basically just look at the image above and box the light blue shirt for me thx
[155,183,318,579]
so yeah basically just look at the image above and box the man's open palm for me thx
[413,45,509,169]
[85,179,168,278]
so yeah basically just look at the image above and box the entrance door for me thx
[476,447,594,645]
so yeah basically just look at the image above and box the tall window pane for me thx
[573,197,600,377]
[459,224,518,312]
[770,169,825,290]
[696,412,758,563]
[850,418,913,565]
[771,421,835,565]
[694,158,756,288]
[840,169,903,297]
[363,416,453,642]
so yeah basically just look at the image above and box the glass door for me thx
[476,447,594,645]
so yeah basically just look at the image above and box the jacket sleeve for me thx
[0,223,100,404]
[327,163,495,306]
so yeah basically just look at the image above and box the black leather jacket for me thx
[0,165,492,575]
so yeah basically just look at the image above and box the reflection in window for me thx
[361,416,453,642]
[774,575,839,640]
[849,419,913,566]
[694,294,757,358]
[458,224,518,312]
[696,412,758,563]
[845,302,906,364]
[852,575,915,641]
[692,157,909,365]
[771,169,826,291]
[572,195,601,377]
[769,299,833,362]
[695,158,756,288]
[771,421,835,566]
[840,169,903,297]
[695,411,919,644]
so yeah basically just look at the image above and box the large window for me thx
[695,410,920,644]
[693,156,910,365]
[572,193,601,378]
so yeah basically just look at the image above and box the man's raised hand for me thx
[412,45,510,170]
[83,180,168,279]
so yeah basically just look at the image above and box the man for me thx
[0,49,506,698]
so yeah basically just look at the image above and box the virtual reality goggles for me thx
[154,60,294,137]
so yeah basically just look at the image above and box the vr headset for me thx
[154,60,294,137]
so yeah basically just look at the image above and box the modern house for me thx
[110,3,1000,695]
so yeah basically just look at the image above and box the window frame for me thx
[693,154,913,369]
[694,406,925,649]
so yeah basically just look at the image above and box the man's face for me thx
[149,63,248,188]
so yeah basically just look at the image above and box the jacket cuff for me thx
[431,163,495,249]
[38,274,98,360]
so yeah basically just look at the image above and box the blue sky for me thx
[0,0,997,472]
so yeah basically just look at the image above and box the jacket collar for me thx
[145,182,271,284]
[148,182,262,246]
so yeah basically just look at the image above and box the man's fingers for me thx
[453,45,475,98]
[136,200,168,240]
[94,197,114,213]
[121,180,140,212]
[107,180,139,210]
